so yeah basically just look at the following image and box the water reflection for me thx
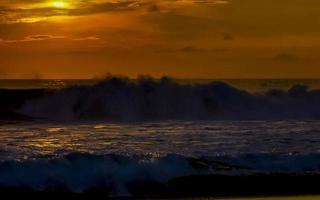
[0,121,320,160]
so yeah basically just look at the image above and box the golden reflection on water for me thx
[94,125,108,129]
[47,127,64,132]
[1,121,320,159]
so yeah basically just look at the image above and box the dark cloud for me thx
[174,46,227,53]
[147,4,160,12]
[179,46,201,53]
[223,33,233,40]
[273,53,299,62]
[191,0,229,5]
[26,35,58,40]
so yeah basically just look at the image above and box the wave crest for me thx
[20,76,320,121]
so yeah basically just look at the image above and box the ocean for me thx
[1,79,320,92]
[0,78,320,197]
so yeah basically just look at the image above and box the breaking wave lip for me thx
[19,76,320,121]
[0,153,320,195]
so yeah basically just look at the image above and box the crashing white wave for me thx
[19,76,320,121]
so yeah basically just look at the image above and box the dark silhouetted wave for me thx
[19,76,320,121]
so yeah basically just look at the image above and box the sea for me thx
[1,79,320,92]
[0,79,320,196]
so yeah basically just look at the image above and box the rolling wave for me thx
[0,153,319,195]
[20,76,320,121]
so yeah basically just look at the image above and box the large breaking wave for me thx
[20,76,320,121]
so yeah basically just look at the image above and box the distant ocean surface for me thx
[1,79,320,92]
[1,78,320,196]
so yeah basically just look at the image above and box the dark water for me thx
[1,78,320,195]
[2,120,320,159]
[0,79,95,89]
[1,120,320,194]
[1,79,320,92]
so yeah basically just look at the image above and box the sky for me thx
[0,0,320,79]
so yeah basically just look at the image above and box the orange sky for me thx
[0,0,320,79]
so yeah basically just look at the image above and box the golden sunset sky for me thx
[0,0,320,79]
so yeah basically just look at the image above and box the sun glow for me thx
[52,1,67,8]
